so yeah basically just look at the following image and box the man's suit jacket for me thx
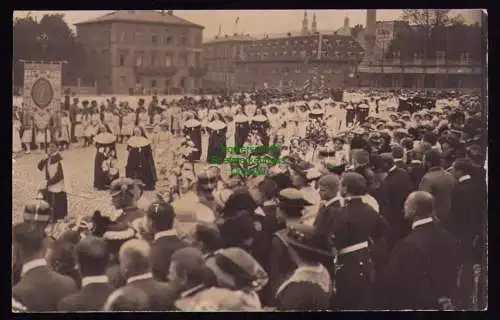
[394,159,409,172]
[379,167,413,240]
[12,265,78,311]
[150,233,189,282]
[447,177,484,245]
[57,280,114,311]
[379,221,460,309]
[124,276,177,311]
[106,264,126,289]
[419,167,456,221]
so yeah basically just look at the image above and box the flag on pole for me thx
[235,17,240,26]
[218,24,221,35]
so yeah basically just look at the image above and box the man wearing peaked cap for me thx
[23,199,52,228]
[332,172,390,310]
[147,200,189,282]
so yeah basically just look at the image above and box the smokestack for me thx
[365,9,377,63]
[168,10,173,16]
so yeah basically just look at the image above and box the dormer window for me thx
[460,52,471,64]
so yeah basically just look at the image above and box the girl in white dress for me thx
[225,115,236,148]
[82,109,92,147]
[285,105,298,139]
[121,107,136,143]
[13,114,22,155]
[137,107,150,131]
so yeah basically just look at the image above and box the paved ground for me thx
[12,135,182,224]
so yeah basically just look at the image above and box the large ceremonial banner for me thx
[23,62,62,125]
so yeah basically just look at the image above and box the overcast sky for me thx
[13,10,482,40]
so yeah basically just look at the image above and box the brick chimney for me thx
[168,10,173,15]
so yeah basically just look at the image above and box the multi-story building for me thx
[202,34,253,90]
[356,10,484,89]
[234,12,365,90]
[75,10,205,94]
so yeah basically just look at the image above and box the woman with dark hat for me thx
[251,108,270,147]
[234,110,250,151]
[175,247,268,311]
[272,223,333,310]
[93,125,119,190]
[206,113,228,163]
[268,188,314,293]
[183,114,202,162]
[126,127,157,191]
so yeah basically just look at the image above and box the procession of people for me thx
[12,86,487,311]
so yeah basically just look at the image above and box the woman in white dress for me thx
[120,106,136,143]
[267,105,281,145]
[137,106,150,131]
[285,105,298,139]
[13,114,22,155]
[225,115,236,148]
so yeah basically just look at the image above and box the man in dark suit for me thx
[379,191,460,310]
[119,239,177,311]
[391,145,408,172]
[69,98,79,143]
[379,153,414,244]
[147,201,188,282]
[58,236,114,311]
[12,222,78,311]
[448,158,486,309]
[419,150,456,222]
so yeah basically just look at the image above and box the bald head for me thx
[76,236,108,276]
[119,239,151,278]
[318,174,340,201]
[404,191,435,220]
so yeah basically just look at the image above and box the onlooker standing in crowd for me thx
[380,191,460,310]
[118,239,177,311]
[419,150,456,222]
[58,236,114,311]
[147,201,188,282]
[12,222,78,311]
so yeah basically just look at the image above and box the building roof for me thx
[204,34,254,44]
[74,10,204,29]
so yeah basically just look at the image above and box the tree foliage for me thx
[13,13,91,89]
[401,10,468,36]
[350,24,364,38]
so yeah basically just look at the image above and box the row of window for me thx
[119,76,187,89]
[238,65,348,75]
[117,51,201,68]
[115,28,202,47]
[241,50,361,59]
[247,38,357,48]
[204,45,242,59]
[387,51,471,64]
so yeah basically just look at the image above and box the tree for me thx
[12,13,90,87]
[350,24,364,38]
[449,14,466,27]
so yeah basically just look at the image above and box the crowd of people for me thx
[12,87,487,311]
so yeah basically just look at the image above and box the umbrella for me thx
[127,136,150,148]
[94,132,116,145]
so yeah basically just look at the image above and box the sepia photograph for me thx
[12,9,487,312]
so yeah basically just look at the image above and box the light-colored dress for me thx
[297,110,309,137]
[59,116,71,143]
[226,120,236,147]
[74,112,84,138]
[13,120,22,153]
[121,113,136,136]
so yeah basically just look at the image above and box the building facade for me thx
[234,33,364,90]
[75,10,205,95]
[202,34,253,90]
[356,10,484,89]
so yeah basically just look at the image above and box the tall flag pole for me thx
[317,33,322,60]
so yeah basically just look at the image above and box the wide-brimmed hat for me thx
[109,178,141,199]
[197,169,218,191]
[282,223,333,257]
[278,188,313,207]
[205,247,269,291]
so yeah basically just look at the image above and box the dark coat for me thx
[123,277,178,311]
[408,161,426,190]
[394,159,409,172]
[379,221,460,310]
[446,176,484,248]
[419,167,456,221]
[12,265,78,311]
[150,234,189,282]
[58,281,114,311]
[328,198,390,310]
[269,231,297,306]
[379,167,414,242]
[106,264,126,289]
